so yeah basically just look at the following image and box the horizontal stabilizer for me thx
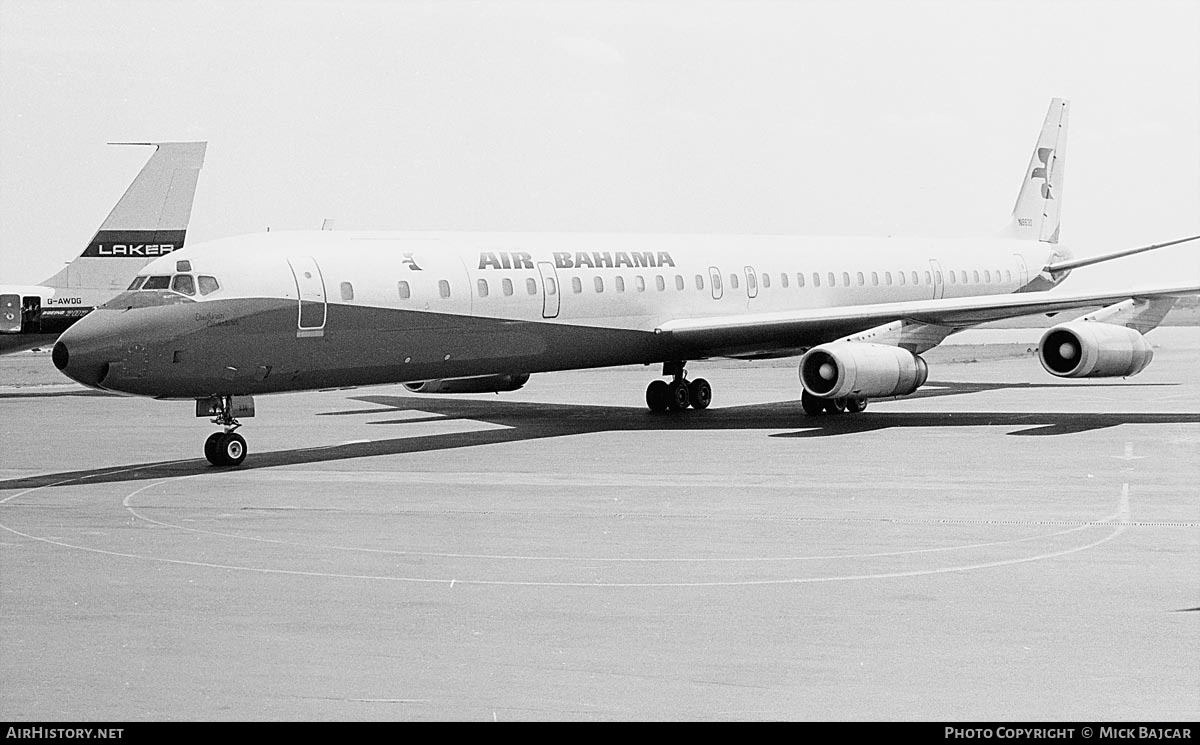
[1045,234,1200,273]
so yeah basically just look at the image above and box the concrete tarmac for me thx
[1,330,1197,721]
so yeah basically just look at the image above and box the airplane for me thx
[50,99,1199,466]
[0,141,206,355]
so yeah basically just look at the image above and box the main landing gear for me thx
[801,390,868,416]
[203,395,248,466]
[645,361,712,413]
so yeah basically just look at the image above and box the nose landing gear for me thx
[205,431,247,466]
[201,395,250,466]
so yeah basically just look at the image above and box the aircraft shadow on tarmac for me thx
[2,379,1196,491]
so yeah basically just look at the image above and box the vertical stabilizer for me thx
[1005,99,1068,244]
[43,141,207,291]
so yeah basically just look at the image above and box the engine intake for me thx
[799,342,928,399]
[1038,322,1153,378]
[404,373,530,394]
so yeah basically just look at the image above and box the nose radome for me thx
[52,341,69,370]
[52,338,109,390]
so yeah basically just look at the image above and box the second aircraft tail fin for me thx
[43,141,207,291]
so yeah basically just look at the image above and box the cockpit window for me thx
[198,276,220,295]
[142,275,171,290]
[171,274,196,296]
[127,276,147,291]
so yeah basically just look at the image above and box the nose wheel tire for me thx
[205,432,248,466]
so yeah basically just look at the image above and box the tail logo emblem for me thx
[1032,147,1055,199]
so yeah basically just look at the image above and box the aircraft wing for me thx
[657,283,1200,358]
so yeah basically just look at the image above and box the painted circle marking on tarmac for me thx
[0,464,1135,587]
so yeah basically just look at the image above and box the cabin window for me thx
[128,276,147,291]
[616,276,626,292]
[1005,270,1012,283]
[340,281,355,301]
[973,270,981,284]
[545,277,557,295]
[172,274,196,296]
[594,277,604,293]
[884,272,893,285]
[812,273,820,287]
[797,273,805,288]
[526,278,538,295]
[911,271,919,285]
[780,273,789,288]
[898,271,905,286]
[924,271,932,285]
[635,276,646,292]
[571,277,582,294]
[143,275,170,290]
[842,272,850,286]
[761,273,770,289]
[438,280,451,298]
[198,276,220,295]
[856,272,864,286]
[655,275,666,291]
[827,272,836,287]
[502,278,513,296]
[477,279,489,298]
[984,270,992,284]
[871,272,879,286]
[398,281,411,299]
[675,275,685,291]
[960,271,968,284]
[729,274,740,289]
[948,271,956,284]
[695,275,705,290]
[935,271,942,284]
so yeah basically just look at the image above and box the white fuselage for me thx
[147,230,1047,329]
[50,230,1062,399]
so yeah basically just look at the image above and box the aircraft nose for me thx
[52,339,110,389]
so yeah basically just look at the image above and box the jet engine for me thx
[403,373,530,394]
[1038,322,1153,378]
[799,342,928,399]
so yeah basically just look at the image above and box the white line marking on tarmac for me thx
[111,470,1119,564]
[0,442,1144,587]
[121,488,1112,564]
[1,473,1137,587]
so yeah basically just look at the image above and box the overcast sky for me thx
[2,0,1197,289]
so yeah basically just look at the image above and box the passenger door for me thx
[708,266,723,300]
[537,261,560,319]
[744,266,758,299]
[287,256,327,337]
[0,294,19,333]
[929,259,945,300]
